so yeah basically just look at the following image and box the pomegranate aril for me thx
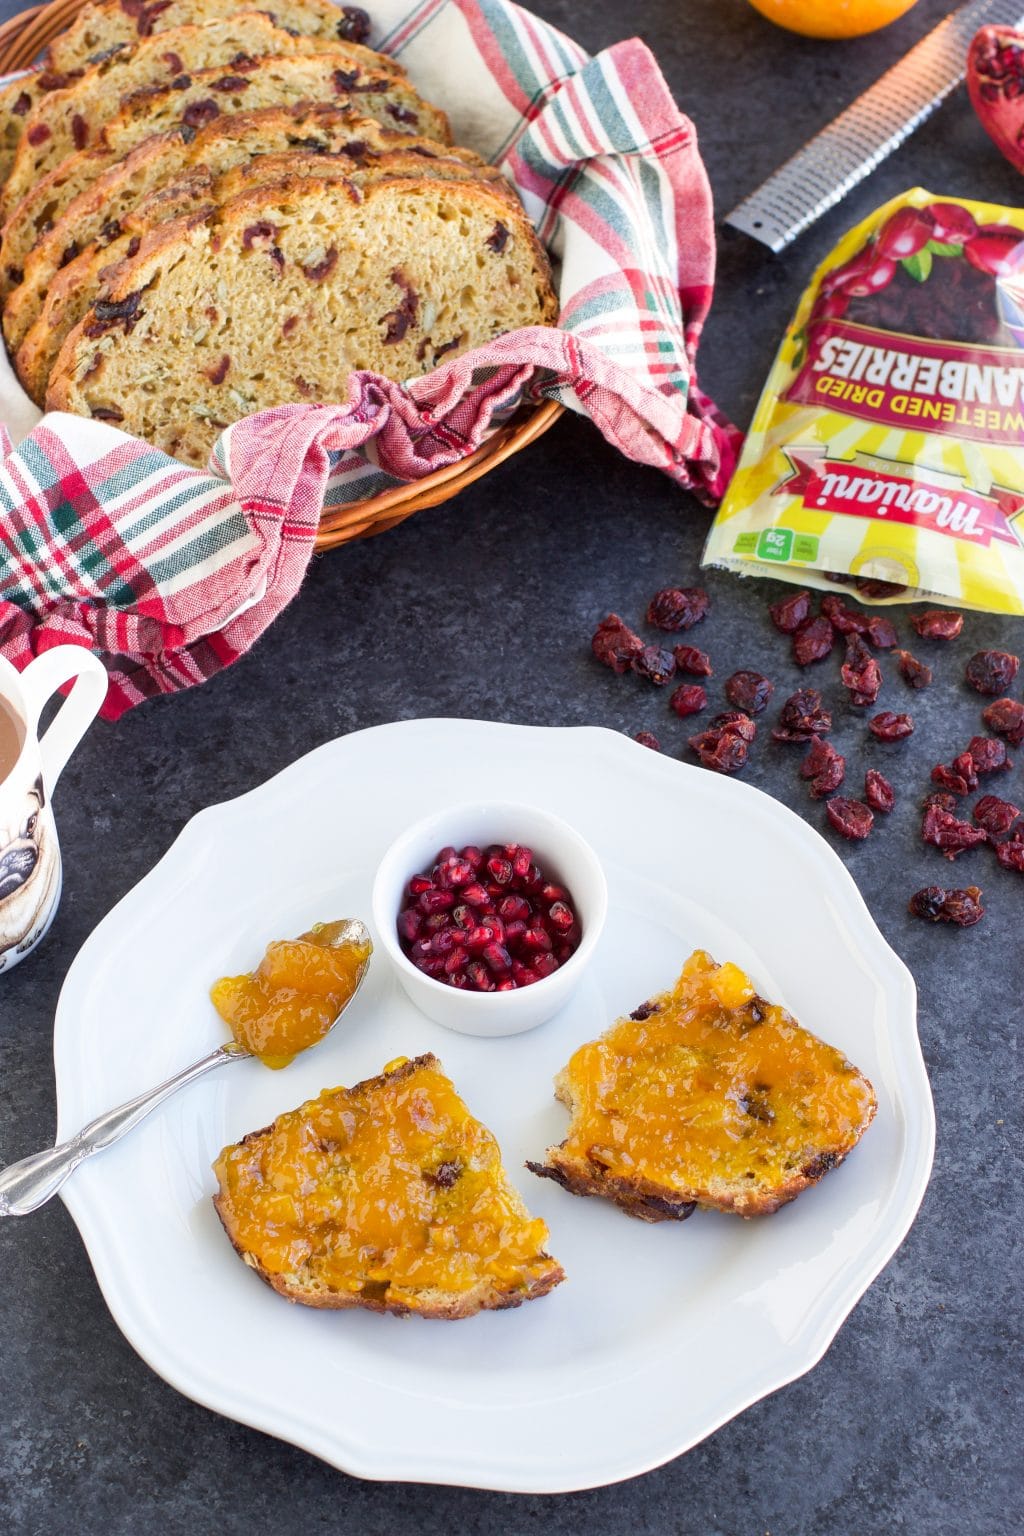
[461,881,492,909]
[520,862,544,892]
[418,887,454,915]
[541,883,568,905]
[460,844,484,870]
[409,937,435,964]
[452,904,475,930]
[532,953,560,979]
[407,874,433,895]
[520,925,553,953]
[422,911,451,934]
[465,960,495,992]
[435,857,472,889]
[503,920,528,947]
[511,846,533,880]
[397,908,421,943]
[446,970,470,989]
[498,894,531,921]
[443,947,469,975]
[482,942,512,974]
[435,845,457,864]
[548,901,576,932]
[512,961,539,987]
[418,957,447,979]
[430,927,460,955]
[555,942,574,964]
[486,856,513,885]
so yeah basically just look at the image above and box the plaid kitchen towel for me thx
[0,0,739,718]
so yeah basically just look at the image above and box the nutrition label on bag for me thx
[703,189,1024,614]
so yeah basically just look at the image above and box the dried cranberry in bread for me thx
[17,151,514,403]
[0,11,402,185]
[2,47,441,219]
[212,1053,565,1319]
[528,950,877,1220]
[45,0,377,76]
[47,174,557,465]
[4,107,486,350]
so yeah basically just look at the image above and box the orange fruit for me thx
[746,0,920,40]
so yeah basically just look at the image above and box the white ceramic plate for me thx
[53,721,933,1493]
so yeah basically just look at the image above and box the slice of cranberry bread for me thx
[212,1053,565,1319]
[44,0,378,76]
[2,46,440,219]
[0,12,402,185]
[47,174,557,465]
[3,108,485,350]
[17,150,514,403]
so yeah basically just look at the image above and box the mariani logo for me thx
[773,446,1024,551]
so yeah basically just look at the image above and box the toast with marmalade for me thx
[212,1053,565,1318]
[529,950,877,1220]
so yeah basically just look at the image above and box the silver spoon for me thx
[0,918,372,1217]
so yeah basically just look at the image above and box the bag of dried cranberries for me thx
[704,189,1024,614]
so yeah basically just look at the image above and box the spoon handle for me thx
[0,1044,246,1217]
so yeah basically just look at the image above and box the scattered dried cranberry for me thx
[669,684,706,717]
[841,634,882,707]
[966,735,1011,774]
[397,843,581,990]
[673,644,712,677]
[895,650,932,689]
[865,615,898,649]
[910,609,964,640]
[826,797,874,840]
[994,834,1024,872]
[688,716,752,774]
[821,594,868,635]
[646,587,709,632]
[972,795,1020,836]
[793,616,835,666]
[982,698,1024,746]
[868,711,913,742]
[924,790,959,813]
[855,577,906,599]
[908,886,984,926]
[931,757,975,796]
[769,589,811,635]
[772,688,832,742]
[634,731,661,752]
[711,711,757,743]
[965,650,1020,696]
[632,645,676,685]
[922,803,988,859]
[592,613,643,674]
[724,670,774,715]
[800,737,846,798]
[865,769,895,814]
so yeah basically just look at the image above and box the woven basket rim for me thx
[0,0,565,548]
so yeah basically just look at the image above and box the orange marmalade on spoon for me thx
[210,919,372,1068]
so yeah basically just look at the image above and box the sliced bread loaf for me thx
[17,150,513,401]
[48,174,557,464]
[45,0,376,76]
[212,1053,565,1319]
[4,108,484,349]
[0,11,401,184]
[2,46,439,218]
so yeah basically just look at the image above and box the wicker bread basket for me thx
[0,0,564,550]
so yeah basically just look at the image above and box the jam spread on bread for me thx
[530,950,876,1219]
[212,1054,564,1317]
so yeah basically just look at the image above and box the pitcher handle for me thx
[20,646,107,794]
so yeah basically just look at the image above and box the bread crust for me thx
[212,1054,565,1319]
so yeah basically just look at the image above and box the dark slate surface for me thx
[1,0,1021,1531]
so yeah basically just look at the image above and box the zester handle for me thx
[727,0,1024,252]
